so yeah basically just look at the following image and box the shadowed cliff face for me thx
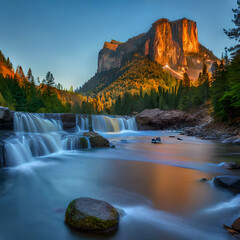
[97,18,217,80]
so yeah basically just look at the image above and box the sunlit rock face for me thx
[97,18,217,80]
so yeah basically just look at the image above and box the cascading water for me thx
[76,115,89,132]
[62,135,91,150]
[92,115,137,132]
[1,112,138,167]
[3,113,64,166]
[3,113,85,166]
[14,112,62,133]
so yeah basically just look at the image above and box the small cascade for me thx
[2,112,138,167]
[92,115,138,132]
[14,112,62,133]
[4,138,33,167]
[76,115,89,132]
[27,133,61,157]
[62,135,90,150]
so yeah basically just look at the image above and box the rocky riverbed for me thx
[135,104,240,145]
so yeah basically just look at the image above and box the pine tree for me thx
[16,66,25,78]
[27,68,35,85]
[44,71,55,86]
[224,0,240,57]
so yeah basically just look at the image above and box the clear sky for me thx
[0,0,237,89]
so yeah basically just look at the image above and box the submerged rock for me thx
[213,175,240,193]
[199,178,208,182]
[223,162,240,170]
[65,197,119,233]
[83,131,110,148]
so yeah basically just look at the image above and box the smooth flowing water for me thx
[0,113,239,240]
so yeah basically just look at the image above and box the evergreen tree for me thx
[211,60,228,120]
[16,66,25,78]
[27,68,35,85]
[224,0,240,57]
[44,71,55,86]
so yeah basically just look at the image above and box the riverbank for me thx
[135,104,240,145]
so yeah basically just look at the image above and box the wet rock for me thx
[136,108,196,130]
[60,114,76,130]
[213,175,240,193]
[0,107,14,130]
[224,162,240,170]
[152,137,161,144]
[65,197,119,233]
[233,138,240,146]
[224,218,240,236]
[0,141,6,168]
[83,131,110,148]
[199,178,208,182]
[110,145,116,149]
[222,137,238,144]
[177,137,183,141]
[169,136,175,138]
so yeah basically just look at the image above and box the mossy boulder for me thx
[65,197,119,233]
[83,131,110,148]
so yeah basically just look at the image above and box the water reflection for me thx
[0,133,239,240]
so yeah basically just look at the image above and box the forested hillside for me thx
[0,51,88,113]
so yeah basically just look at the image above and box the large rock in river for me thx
[213,175,240,193]
[65,197,119,233]
[136,108,196,130]
[83,131,110,148]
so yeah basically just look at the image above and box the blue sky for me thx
[0,0,237,89]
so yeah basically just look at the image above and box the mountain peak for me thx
[96,17,216,80]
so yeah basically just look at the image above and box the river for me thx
[0,113,239,240]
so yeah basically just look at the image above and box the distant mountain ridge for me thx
[79,18,218,94]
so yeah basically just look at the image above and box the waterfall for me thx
[1,112,138,167]
[14,112,62,133]
[92,115,137,132]
[2,112,96,167]
[62,135,91,150]
[76,115,89,132]
[4,137,33,167]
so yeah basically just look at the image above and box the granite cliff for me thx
[80,18,218,93]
